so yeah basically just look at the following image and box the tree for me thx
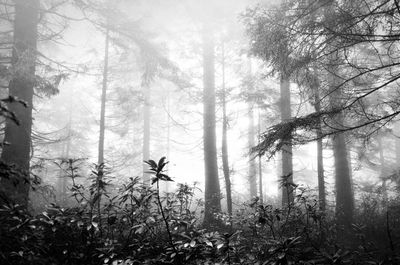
[0,0,39,207]
[220,39,232,215]
[243,2,295,206]
[324,1,354,230]
[246,60,257,199]
[202,22,221,225]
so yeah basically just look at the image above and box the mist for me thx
[0,0,399,264]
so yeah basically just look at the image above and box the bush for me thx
[1,158,400,264]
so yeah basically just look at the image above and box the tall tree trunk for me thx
[313,84,326,212]
[221,41,232,215]
[202,24,221,226]
[324,0,353,231]
[395,122,400,188]
[329,68,353,230]
[98,28,109,169]
[248,102,257,198]
[58,119,71,205]
[258,107,263,204]
[332,127,353,228]
[142,83,151,184]
[378,135,388,206]
[164,88,171,193]
[0,0,39,208]
[247,61,257,199]
[97,27,110,236]
[280,74,293,206]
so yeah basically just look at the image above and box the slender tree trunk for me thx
[395,122,400,188]
[313,84,326,212]
[247,60,257,199]
[378,135,388,206]
[0,0,39,208]
[97,27,110,236]
[258,107,263,204]
[221,41,232,215]
[142,83,151,184]
[202,23,221,226]
[98,28,109,167]
[58,119,71,205]
[248,103,257,198]
[280,74,293,206]
[165,88,171,193]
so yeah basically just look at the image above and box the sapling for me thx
[144,157,176,254]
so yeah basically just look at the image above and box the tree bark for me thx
[280,74,293,206]
[0,0,39,208]
[313,84,326,212]
[258,107,263,204]
[202,24,221,225]
[247,61,257,199]
[98,28,109,169]
[221,41,232,215]
[332,126,353,228]
[378,135,388,206]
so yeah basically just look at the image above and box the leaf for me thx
[217,243,224,249]
[158,157,167,169]
[92,222,99,229]
[190,239,196,247]
[204,239,213,247]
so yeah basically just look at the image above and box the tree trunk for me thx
[395,122,400,188]
[97,27,110,236]
[247,61,257,199]
[313,84,326,212]
[280,74,293,206]
[332,126,353,228]
[98,28,109,169]
[258,107,263,204]
[202,24,221,225]
[142,83,151,184]
[221,41,232,215]
[164,88,171,193]
[0,0,39,208]
[378,135,388,206]
[328,66,354,230]
[324,0,353,231]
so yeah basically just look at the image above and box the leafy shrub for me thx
[1,158,400,264]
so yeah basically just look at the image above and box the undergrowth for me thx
[0,157,399,264]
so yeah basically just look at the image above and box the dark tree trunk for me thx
[324,0,353,231]
[280,74,293,206]
[0,0,39,208]
[332,126,353,228]
[221,41,232,215]
[202,24,221,226]
[328,65,354,230]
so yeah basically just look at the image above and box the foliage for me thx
[0,158,399,264]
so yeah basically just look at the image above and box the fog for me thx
[1,0,400,264]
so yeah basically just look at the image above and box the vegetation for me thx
[0,158,399,264]
[1,0,400,264]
